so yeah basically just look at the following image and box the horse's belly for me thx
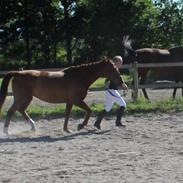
[33,85,68,103]
[33,78,87,103]
[34,93,67,103]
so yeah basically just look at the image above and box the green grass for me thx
[28,97,183,117]
[128,96,183,114]
[1,96,183,119]
[90,75,132,89]
[90,78,106,88]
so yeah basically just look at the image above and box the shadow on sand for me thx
[0,129,110,144]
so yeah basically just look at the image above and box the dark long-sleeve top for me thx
[105,79,118,90]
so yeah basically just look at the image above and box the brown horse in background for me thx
[123,36,183,100]
[0,57,124,135]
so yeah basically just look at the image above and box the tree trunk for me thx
[53,24,57,65]
[63,0,72,65]
[24,1,32,68]
[42,9,50,66]
[25,27,32,68]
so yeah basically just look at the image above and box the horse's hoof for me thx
[94,123,101,130]
[3,127,9,136]
[77,124,84,131]
[63,128,71,133]
[116,123,126,128]
[31,125,36,131]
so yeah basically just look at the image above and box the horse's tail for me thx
[123,35,137,59]
[0,71,18,113]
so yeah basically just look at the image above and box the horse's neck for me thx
[82,63,105,87]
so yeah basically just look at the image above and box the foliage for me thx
[90,75,132,89]
[152,0,183,47]
[0,0,183,68]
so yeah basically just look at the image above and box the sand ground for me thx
[0,89,183,183]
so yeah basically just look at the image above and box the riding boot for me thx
[94,110,107,129]
[115,106,126,127]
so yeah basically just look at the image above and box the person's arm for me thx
[121,83,128,90]
[118,81,128,91]
[119,72,128,91]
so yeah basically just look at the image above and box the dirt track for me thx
[0,89,183,183]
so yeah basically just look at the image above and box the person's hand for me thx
[121,83,128,91]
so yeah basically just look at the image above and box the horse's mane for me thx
[123,35,133,51]
[63,57,111,71]
[123,35,136,57]
[137,48,170,55]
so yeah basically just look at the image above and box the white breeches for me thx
[104,89,126,112]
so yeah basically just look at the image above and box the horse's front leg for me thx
[64,102,73,133]
[75,101,92,131]
[173,88,177,98]
[140,76,149,100]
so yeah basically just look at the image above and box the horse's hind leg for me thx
[140,76,149,100]
[76,101,92,131]
[19,111,36,131]
[3,103,17,135]
[173,88,177,98]
[142,88,149,100]
[18,97,36,131]
[4,96,34,135]
[63,102,73,133]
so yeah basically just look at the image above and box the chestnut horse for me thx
[0,57,124,135]
[123,36,183,100]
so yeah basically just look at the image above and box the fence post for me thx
[132,61,138,101]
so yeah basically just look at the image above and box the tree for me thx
[73,0,159,60]
[153,0,183,47]
[0,0,183,68]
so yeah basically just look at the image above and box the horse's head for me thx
[101,57,124,87]
[123,35,137,63]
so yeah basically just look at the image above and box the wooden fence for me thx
[123,62,183,100]
[1,62,183,100]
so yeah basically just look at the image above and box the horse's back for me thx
[137,48,169,54]
[136,48,170,63]
[11,70,67,102]
[31,70,87,103]
[12,70,41,94]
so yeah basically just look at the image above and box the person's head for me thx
[112,56,123,69]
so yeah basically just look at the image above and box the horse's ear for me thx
[101,56,108,62]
